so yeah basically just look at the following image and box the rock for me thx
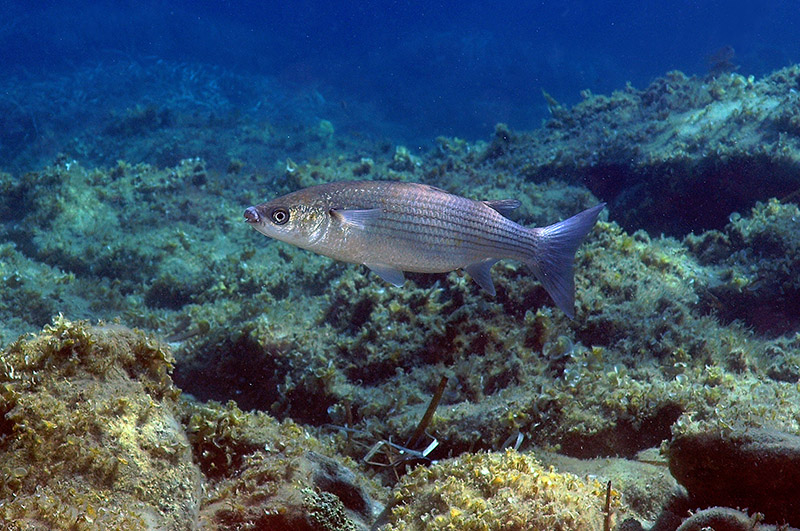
[0,317,202,529]
[382,449,620,530]
[667,427,800,524]
[675,507,799,531]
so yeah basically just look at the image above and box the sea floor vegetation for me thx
[2,64,800,529]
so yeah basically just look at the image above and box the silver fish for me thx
[244,180,604,318]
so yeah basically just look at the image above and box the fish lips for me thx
[243,206,262,224]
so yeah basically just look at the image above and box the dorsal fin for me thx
[483,199,521,217]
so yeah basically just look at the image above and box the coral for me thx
[382,449,620,530]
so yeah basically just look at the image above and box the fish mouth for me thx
[243,206,261,224]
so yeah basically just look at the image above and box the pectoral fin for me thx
[465,259,499,296]
[365,263,405,286]
[330,208,382,229]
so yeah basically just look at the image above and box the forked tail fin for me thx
[527,203,605,318]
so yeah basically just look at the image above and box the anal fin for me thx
[465,259,499,296]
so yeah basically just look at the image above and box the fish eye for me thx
[270,207,290,225]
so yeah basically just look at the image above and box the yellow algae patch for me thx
[0,317,200,530]
[385,449,620,531]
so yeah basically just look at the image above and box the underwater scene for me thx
[1,1,800,530]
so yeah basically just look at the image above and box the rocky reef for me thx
[0,318,384,530]
[2,65,800,529]
[0,318,199,529]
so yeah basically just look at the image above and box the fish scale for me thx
[356,194,515,266]
[379,200,532,260]
[244,180,604,318]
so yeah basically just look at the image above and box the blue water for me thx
[2,0,797,157]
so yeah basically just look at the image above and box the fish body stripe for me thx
[307,182,538,270]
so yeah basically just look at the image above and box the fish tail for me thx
[525,203,605,319]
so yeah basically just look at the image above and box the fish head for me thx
[244,192,329,250]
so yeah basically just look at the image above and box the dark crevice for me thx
[173,334,282,413]
[585,156,800,238]
[560,403,683,459]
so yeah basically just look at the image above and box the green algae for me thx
[1,149,798,527]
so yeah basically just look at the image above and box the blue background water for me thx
[1,1,798,148]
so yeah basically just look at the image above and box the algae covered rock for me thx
[182,399,382,530]
[674,507,800,531]
[383,449,619,531]
[0,316,201,529]
[488,67,800,236]
[4,62,800,530]
[0,318,383,530]
[684,198,800,336]
[667,425,800,525]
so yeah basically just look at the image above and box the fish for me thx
[244,180,604,318]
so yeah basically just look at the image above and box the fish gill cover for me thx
[1,1,800,530]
